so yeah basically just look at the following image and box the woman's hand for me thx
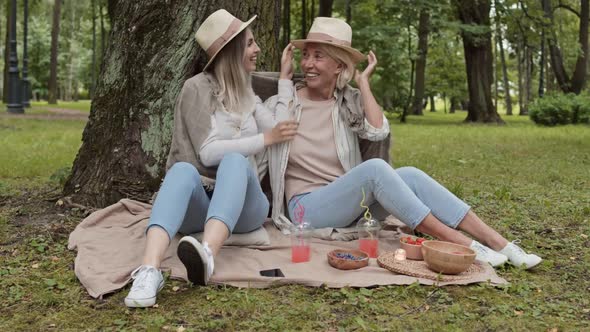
[280,43,295,80]
[354,50,378,86]
[264,120,298,146]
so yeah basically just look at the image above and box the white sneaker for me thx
[499,241,542,269]
[470,240,508,267]
[177,236,214,286]
[124,265,164,308]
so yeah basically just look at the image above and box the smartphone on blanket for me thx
[259,268,285,277]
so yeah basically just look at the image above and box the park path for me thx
[0,107,88,121]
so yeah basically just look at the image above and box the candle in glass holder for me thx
[394,248,407,261]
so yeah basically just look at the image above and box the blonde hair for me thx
[315,43,356,89]
[208,29,255,113]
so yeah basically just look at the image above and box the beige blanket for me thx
[68,199,507,299]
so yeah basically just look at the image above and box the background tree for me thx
[48,0,61,104]
[63,1,281,207]
[455,0,504,123]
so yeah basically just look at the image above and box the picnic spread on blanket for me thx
[68,199,507,299]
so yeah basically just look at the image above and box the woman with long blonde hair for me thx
[124,9,297,308]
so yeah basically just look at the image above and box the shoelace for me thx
[130,266,156,291]
[472,242,487,255]
[509,240,526,255]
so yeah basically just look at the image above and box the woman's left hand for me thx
[354,50,378,86]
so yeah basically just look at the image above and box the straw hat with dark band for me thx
[195,9,256,71]
[291,17,365,64]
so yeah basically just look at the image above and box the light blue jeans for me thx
[287,159,470,230]
[148,153,269,240]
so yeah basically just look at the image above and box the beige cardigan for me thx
[264,80,392,234]
[166,73,268,189]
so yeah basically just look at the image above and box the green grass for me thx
[32,100,92,112]
[1,112,589,331]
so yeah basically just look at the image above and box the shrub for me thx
[529,94,573,126]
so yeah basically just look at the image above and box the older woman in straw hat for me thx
[125,9,297,308]
[266,17,541,270]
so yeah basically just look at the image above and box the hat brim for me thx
[203,15,257,71]
[291,39,366,64]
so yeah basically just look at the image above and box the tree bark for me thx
[282,0,290,49]
[429,95,436,112]
[64,1,280,207]
[496,20,512,115]
[543,0,589,94]
[301,0,307,39]
[92,0,97,99]
[410,9,430,116]
[318,0,333,17]
[3,0,11,104]
[455,0,503,123]
[48,0,61,105]
[345,0,352,23]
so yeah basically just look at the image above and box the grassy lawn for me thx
[0,111,589,331]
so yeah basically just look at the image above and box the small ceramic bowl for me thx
[421,240,476,274]
[400,236,425,260]
[327,249,369,270]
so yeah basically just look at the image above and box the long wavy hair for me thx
[208,29,255,113]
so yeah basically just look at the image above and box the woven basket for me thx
[377,251,485,282]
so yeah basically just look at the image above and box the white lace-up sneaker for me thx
[470,240,508,267]
[177,236,214,286]
[499,241,542,269]
[124,265,164,308]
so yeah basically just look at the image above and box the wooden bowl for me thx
[421,241,476,274]
[327,249,369,270]
[400,236,424,260]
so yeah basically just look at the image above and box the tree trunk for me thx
[450,96,458,113]
[3,0,11,104]
[318,0,333,17]
[410,9,430,116]
[100,0,106,57]
[429,95,435,112]
[456,0,503,123]
[282,0,290,49]
[543,0,589,94]
[48,0,61,105]
[345,0,352,23]
[301,0,307,39]
[63,1,280,207]
[401,21,414,123]
[92,0,97,99]
[498,25,512,115]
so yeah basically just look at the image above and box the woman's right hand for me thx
[264,120,298,146]
[279,43,295,80]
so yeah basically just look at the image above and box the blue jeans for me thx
[148,153,269,240]
[287,159,470,230]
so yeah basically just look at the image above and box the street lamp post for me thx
[22,0,31,108]
[7,0,23,114]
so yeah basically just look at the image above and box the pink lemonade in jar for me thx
[291,244,311,263]
[359,238,379,258]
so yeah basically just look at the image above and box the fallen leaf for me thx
[514,310,523,316]
[48,323,56,328]
[177,326,186,332]
[569,257,576,260]
[547,328,558,332]
[153,304,159,308]
[172,286,180,292]
[583,308,590,313]
[581,234,588,239]
[162,326,171,331]
[32,263,40,269]
[56,200,64,206]
[51,256,59,262]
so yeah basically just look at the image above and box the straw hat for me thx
[195,9,257,71]
[291,17,365,64]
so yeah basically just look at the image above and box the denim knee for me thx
[219,152,249,169]
[167,162,201,188]
[396,166,425,185]
[362,158,392,178]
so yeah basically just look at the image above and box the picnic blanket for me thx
[68,199,507,299]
